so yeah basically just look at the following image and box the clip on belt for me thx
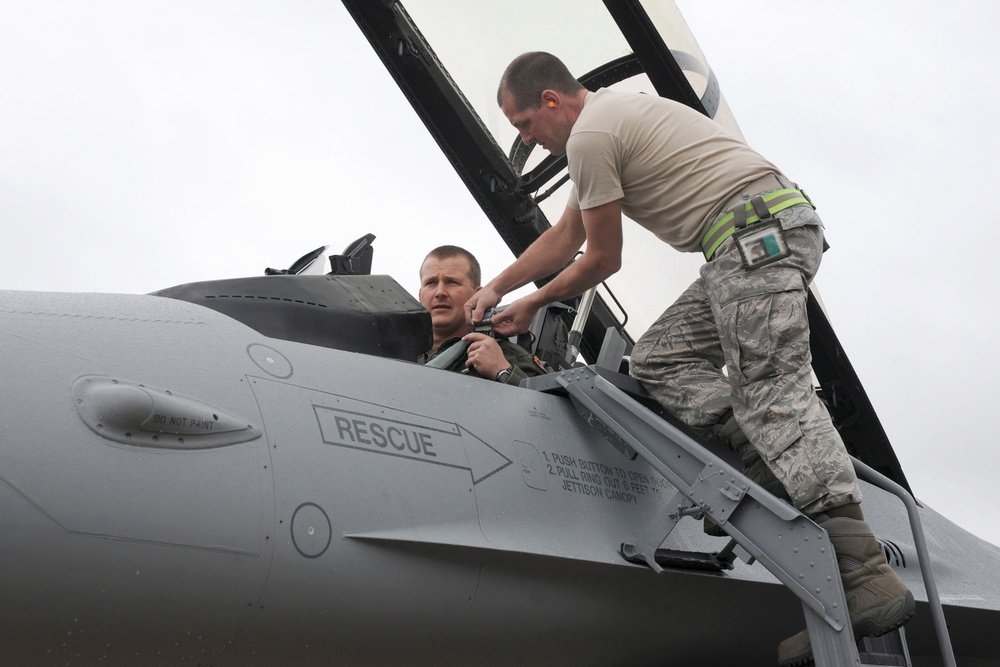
[701,188,813,260]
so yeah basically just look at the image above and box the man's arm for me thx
[466,204,588,323]
[461,332,514,379]
[482,200,623,337]
[457,333,544,383]
[498,339,546,384]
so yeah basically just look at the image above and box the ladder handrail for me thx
[850,456,957,667]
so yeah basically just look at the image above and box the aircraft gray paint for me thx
[2,1,999,666]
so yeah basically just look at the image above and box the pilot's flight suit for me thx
[418,336,543,385]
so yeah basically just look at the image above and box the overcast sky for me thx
[2,1,998,548]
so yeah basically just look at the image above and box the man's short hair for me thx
[422,245,481,287]
[497,51,585,110]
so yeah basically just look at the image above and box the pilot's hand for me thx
[461,333,510,379]
[489,297,537,337]
[466,287,501,325]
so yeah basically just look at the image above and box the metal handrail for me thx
[851,456,957,667]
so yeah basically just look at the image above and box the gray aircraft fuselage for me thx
[2,282,998,666]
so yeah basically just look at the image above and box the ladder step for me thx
[859,653,907,666]
[619,545,731,572]
[858,629,911,667]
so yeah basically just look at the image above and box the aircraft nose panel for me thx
[73,375,261,448]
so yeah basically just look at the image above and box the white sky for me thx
[2,1,998,548]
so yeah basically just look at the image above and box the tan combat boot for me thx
[776,515,916,666]
[704,412,790,536]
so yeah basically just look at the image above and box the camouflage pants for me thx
[630,205,861,516]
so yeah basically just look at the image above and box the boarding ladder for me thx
[523,333,957,667]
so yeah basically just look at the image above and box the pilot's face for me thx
[419,255,479,341]
[501,90,567,155]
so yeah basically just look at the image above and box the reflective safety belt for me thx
[701,188,814,260]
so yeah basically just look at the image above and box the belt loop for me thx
[734,200,748,230]
[801,188,815,208]
[750,195,772,221]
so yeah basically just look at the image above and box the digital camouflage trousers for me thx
[630,205,861,516]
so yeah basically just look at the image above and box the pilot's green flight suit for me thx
[418,336,544,385]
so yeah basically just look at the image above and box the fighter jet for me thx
[1,1,997,666]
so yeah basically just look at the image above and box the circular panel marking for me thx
[247,344,293,379]
[290,502,332,559]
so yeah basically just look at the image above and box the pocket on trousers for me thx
[757,405,804,463]
[722,269,809,388]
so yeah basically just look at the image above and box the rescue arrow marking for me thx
[313,403,511,484]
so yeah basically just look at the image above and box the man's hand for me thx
[489,297,538,338]
[461,333,511,379]
[465,287,501,325]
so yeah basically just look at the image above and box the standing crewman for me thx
[465,51,914,665]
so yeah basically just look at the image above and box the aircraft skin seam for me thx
[0,471,262,556]
[206,294,328,308]
[0,307,205,325]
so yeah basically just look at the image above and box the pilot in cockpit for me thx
[417,245,544,385]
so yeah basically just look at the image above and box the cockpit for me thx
[154,234,607,375]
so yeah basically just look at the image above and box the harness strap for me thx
[701,188,814,260]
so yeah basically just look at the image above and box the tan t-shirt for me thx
[566,89,782,253]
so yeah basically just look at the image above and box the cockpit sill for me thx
[153,253,433,363]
